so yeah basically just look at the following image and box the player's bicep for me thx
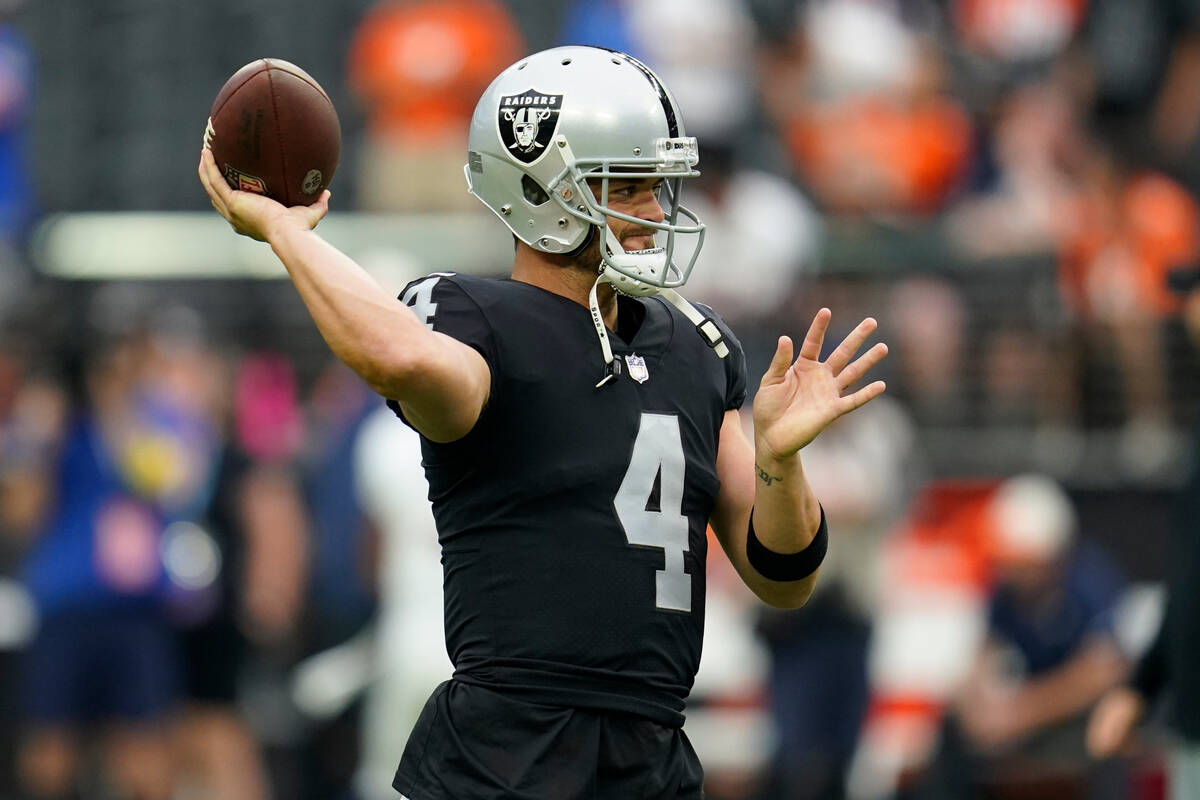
[710,409,756,575]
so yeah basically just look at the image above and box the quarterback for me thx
[200,46,887,800]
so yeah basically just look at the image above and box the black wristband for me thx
[746,506,828,582]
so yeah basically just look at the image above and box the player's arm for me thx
[710,310,887,608]
[198,150,489,442]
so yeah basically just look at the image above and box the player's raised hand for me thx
[198,149,329,243]
[752,309,888,460]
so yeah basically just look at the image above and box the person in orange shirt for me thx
[1056,138,1200,476]
[347,0,524,211]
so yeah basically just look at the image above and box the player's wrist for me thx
[263,209,310,245]
[746,505,827,580]
[752,439,800,477]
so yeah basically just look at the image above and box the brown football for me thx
[205,58,340,206]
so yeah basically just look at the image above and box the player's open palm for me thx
[753,309,888,459]
[198,149,328,242]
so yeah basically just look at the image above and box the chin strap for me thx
[589,273,621,388]
[660,288,730,358]
[588,277,729,389]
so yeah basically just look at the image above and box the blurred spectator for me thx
[1058,145,1197,327]
[1086,267,1200,799]
[560,0,757,143]
[1056,135,1198,476]
[945,82,1089,260]
[294,360,378,800]
[685,521,772,800]
[303,360,378,648]
[0,341,64,793]
[347,0,524,211]
[953,0,1088,67]
[0,343,67,559]
[847,480,995,800]
[917,475,1128,800]
[351,405,451,800]
[759,396,918,800]
[944,68,1198,473]
[884,277,970,427]
[756,0,973,216]
[223,352,312,797]
[0,1,33,246]
[137,317,275,800]
[1082,0,1200,182]
[682,142,822,321]
[17,334,177,800]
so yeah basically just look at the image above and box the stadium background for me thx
[0,0,1194,798]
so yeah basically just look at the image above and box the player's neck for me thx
[512,246,619,329]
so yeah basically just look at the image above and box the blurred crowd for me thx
[2,0,1200,798]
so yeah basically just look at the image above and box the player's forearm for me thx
[752,447,823,549]
[747,445,824,606]
[265,221,430,392]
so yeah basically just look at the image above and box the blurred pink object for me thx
[234,352,304,462]
[93,497,161,594]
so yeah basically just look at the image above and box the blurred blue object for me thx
[559,0,642,60]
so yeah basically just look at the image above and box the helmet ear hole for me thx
[521,175,550,206]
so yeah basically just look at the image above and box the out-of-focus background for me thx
[1,0,1197,798]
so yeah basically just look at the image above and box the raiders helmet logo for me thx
[498,89,563,164]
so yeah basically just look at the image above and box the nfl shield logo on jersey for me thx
[625,354,649,384]
[498,89,563,164]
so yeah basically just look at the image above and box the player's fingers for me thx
[837,342,888,389]
[837,380,886,415]
[198,151,229,214]
[202,150,233,203]
[762,336,793,383]
[199,168,226,219]
[798,308,831,362]
[826,317,878,374]
[197,151,214,194]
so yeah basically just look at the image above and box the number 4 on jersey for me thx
[401,273,455,330]
[614,413,691,612]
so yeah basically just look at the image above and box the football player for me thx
[199,45,887,800]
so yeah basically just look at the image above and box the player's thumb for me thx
[763,336,793,384]
[303,190,331,229]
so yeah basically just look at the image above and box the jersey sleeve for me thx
[698,303,748,411]
[385,273,499,420]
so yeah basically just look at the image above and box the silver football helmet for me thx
[465,45,705,298]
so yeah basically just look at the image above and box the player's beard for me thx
[567,224,605,278]
[566,225,657,277]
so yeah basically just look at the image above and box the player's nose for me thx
[638,189,666,224]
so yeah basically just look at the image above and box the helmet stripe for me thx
[593,47,679,138]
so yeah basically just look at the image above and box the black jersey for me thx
[391,273,747,728]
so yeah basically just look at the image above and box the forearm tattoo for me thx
[755,463,782,486]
